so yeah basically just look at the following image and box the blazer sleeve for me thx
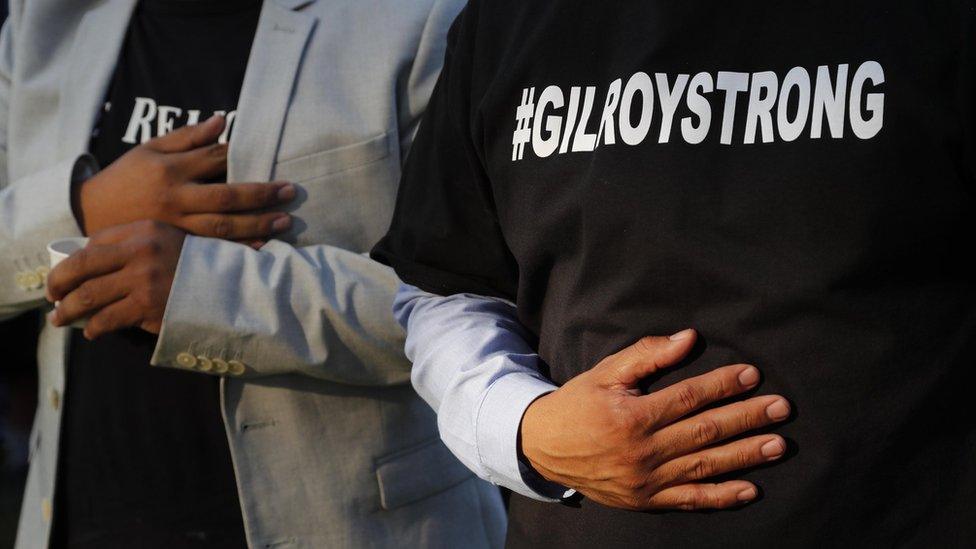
[0,10,97,321]
[151,236,409,385]
[150,0,467,386]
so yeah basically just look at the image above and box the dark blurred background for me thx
[0,308,39,548]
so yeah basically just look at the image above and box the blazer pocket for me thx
[375,438,475,511]
[274,131,393,183]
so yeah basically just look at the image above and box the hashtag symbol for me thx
[512,87,535,161]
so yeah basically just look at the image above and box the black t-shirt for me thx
[54,1,261,547]
[372,1,976,546]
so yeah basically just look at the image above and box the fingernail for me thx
[765,399,791,420]
[271,215,291,232]
[737,487,757,502]
[47,310,61,326]
[668,328,694,341]
[277,183,296,202]
[760,438,786,459]
[737,366,760,388]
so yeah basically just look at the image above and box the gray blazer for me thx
[0,0,506,547]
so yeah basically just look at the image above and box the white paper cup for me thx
[46,237,90,328]
[47,237,89,269]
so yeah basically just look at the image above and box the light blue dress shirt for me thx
[394,284,573,501]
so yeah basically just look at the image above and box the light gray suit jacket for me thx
[0,0,506,547]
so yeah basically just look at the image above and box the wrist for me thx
[518,392,559,484]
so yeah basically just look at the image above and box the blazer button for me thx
[212,358,229,375]
[176,352,197,369]
[41,498,52,522]
[196,356,214,373]
[49,389,61,411]
[228,360,246,376]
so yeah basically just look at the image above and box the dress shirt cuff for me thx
[475,373,572,502]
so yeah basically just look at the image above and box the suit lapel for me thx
[229,0,318,183]
[57,0,137,157]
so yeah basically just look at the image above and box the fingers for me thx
[178,182,295,214]
[654,434,787,489]
[649,395,791,460]
[178,212,292,240]
[639,364,763,427]
[46,244,129,302]
[50,271,129,327]
[169,142,228,181]
[83,297,142,340]
[146,114,225,153]
[597,329,698,388]
[645,480,760,511]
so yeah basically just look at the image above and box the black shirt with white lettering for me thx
[372,1,976,546]
[53,1,260,546]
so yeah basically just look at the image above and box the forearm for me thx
[151,236,410,385]
[396,284,568,501]
[0,156,96,319]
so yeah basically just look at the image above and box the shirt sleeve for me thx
[371,4,570,501]
[370,2,519,301]
[395,284,571,501]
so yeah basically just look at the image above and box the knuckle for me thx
[135,219,161,235]
[634,336,658,356]
[691,418,722,446]
[142,264,161,285]
[641,400,667,428]
[681,486,707,510]
[153,188,176,216]
[86,315,105,335]
[623,492,650,511]
[139,238,164,258]
[146,154,167,173]
[255,186,276,205]
[72,249,90,273]
[622,440,652,468]
[626,498,644,512]
[132,288,153,309]
[736,448,751,469]
[706,488,725,508]
[738,405,763,431]
[212,187,235,211]
[206,142,225,158]
[687,456,711,481]
[716,369,740,396]
[76,284,95,308]
[675,384,702,413]
[621,473,648,494]
[210,217,231,238]
[254,216,272,235]
[157,157,178,179]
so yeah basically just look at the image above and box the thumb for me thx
[147,114,226,153]
[596,329,697,388]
